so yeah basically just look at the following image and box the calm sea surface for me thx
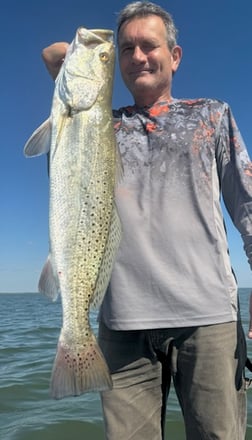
[1,288,252,440]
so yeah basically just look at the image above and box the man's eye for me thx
[143,43,156,51]
[122,46,133,54]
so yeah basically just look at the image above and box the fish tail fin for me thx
[50,332,112,399]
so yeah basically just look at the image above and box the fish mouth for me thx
[89,29,114,43]
[78,28,114,44]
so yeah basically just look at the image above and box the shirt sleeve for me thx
[215,103,252,269]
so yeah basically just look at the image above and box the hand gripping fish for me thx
[24,28,122,399]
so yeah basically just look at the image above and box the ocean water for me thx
[1,288,252,440]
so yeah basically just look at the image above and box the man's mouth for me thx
[130,69,154,76]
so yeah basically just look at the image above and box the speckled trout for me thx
[24,28,121,399]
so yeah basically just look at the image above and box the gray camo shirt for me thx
[100,98,252,330]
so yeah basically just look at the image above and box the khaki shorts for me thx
[98,320,247,440]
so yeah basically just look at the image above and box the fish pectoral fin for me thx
[23,118,51,157]
[38,255,60,302]
[50,333,112,399]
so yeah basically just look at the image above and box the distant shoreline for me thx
[0,287,251,295]
[0,291,38,294]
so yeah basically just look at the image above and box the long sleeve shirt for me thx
[100,98,252,330]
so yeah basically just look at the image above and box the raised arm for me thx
[42,42,69,80]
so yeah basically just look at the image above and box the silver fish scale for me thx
[49,109,118,339]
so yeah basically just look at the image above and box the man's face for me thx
[118,15,181,106]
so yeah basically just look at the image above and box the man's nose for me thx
[132,46,146,63]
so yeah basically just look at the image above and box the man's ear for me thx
[171,45,182,73]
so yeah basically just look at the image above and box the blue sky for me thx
[1,0,252,292]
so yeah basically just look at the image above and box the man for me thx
[42,2,252,439]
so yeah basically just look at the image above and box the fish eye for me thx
[100,52,109,62]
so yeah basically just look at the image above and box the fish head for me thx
[57,27,115,112]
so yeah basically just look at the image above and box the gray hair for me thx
[116,1,178,50]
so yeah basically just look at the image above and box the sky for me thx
[1,0,252,292]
